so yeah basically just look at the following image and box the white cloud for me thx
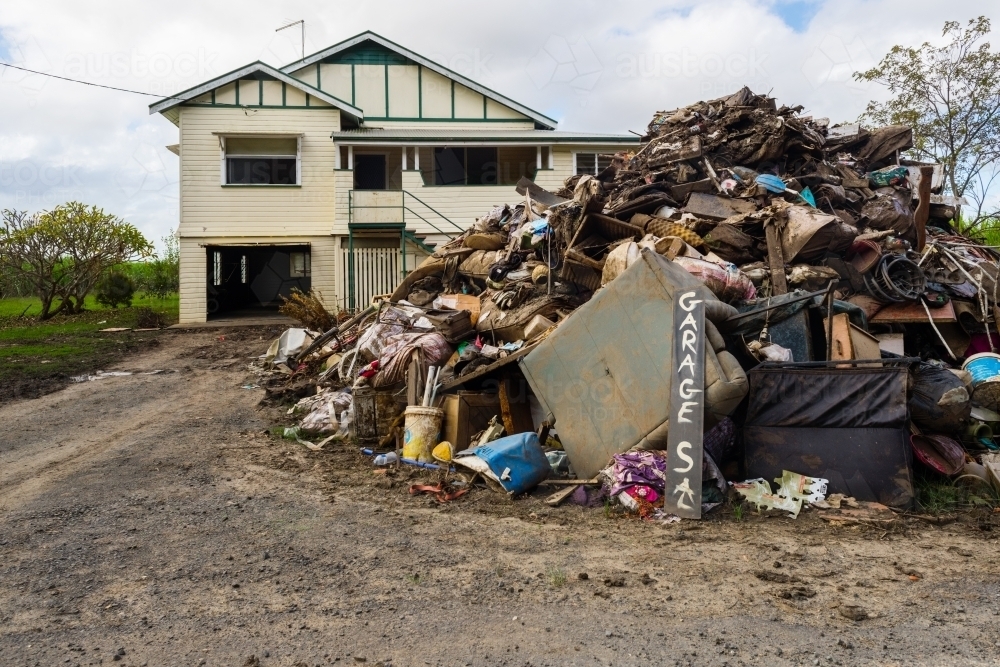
[1,0,997,250]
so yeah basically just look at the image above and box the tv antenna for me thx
[276,19,305,61]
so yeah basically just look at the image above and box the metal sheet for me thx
[683,193,757,221]
[520,249,712,479]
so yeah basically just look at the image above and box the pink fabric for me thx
[965,333,1000,357]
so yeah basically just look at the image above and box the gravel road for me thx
[2,327,999,667]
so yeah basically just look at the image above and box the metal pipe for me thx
[723,288,830,323]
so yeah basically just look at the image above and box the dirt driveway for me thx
[2,327,1000,667]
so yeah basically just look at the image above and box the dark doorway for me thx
[354,154,387,190]
[206,245,311,317]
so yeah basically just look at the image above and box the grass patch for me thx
[0,293,178,318]
[546,566,567,588]
[914,469,1000,514]
[0,293,178,402]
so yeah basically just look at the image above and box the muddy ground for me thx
[1,327,1000,667]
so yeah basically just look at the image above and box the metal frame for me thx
[345,189,464,310]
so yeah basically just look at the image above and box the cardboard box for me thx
[442,391,501,451]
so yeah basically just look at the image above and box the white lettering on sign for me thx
[667,288,705,519]
[679,291,703,312]
[676,400,699,423]
[678,353,696,376]
[674,441,694,472]
[681,328,698,353]
[679,311,698,331]
[674,477,696,510]
[679,378,702,400]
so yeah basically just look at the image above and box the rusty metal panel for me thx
[519,249,709,479]
[683,193,757,221]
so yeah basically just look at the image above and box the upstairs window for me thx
[224,137,299,185]
[433,147,498,186]
[575,152,613,176]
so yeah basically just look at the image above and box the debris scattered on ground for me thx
[250,86,1000,524]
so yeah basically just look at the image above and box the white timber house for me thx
[150,31,638,322]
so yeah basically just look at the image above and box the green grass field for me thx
[0,293,179,401]
[0,293,178,318]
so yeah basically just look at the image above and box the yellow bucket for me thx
[401,406,444,463]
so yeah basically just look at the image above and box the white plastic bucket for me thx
[402,406,444,463]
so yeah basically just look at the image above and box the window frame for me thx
[430,146,501,186]
[218,134,302,187]
[289,251,311,278]
[573,151,613,177]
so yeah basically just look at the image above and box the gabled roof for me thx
[279,31,558,130]
[148,61,363,123]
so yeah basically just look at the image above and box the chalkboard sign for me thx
[665,289,705,518]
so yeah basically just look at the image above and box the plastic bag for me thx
[264,328,314,367]
[673,256,757,304]
[601,242,641,285]
[909,362,971,433]
[300,389,354,435]
[356,307,411,362]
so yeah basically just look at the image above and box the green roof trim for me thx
[148,61,363,124]
[280,31,558,130]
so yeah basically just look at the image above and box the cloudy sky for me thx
[1,0,995,252]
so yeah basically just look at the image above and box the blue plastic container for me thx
[963,353,1000,410]
[963,353,1000,386]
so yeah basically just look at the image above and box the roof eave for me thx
[328,135,639,145]
[148,61,364,123]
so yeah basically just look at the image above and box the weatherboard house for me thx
[151,31,636,323]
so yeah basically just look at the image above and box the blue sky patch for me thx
[653,5,694,20]
[0,28,12,61]
[771,0,823,33]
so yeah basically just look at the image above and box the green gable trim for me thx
[278,32,556,129]
[149,60,362,122]
[321,42,413,66]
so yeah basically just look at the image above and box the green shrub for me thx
[95,272,136,309]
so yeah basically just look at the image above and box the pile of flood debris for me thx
[255,87,1000,520]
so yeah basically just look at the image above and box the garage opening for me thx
[206,245,310,318]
